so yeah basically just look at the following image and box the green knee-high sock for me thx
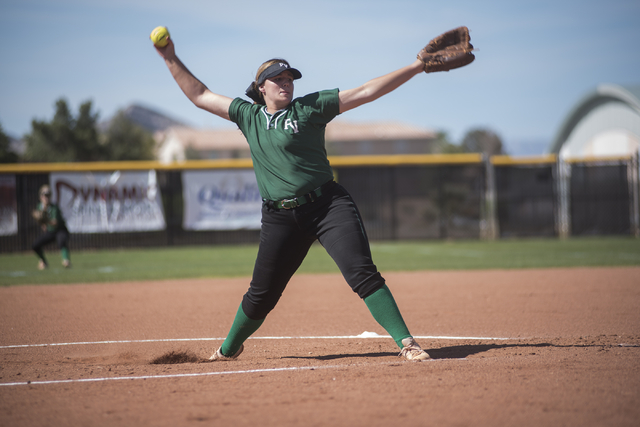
[34,248,46,264]
[364,285,412,349]
[220,304,265,357]
[61,247,70,261]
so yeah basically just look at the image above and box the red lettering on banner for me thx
[55,180,151,206]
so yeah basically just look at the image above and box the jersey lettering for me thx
[284,119,299,133]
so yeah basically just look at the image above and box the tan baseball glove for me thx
[32,209,48,225]
[417,26,475,73]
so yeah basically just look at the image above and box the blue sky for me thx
[1,0,638,154]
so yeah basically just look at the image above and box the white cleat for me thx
[399,337,431,361]
[209,344,244,361]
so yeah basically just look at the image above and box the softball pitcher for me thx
[153,27,474,361]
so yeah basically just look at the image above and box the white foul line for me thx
[0,332,482,388]
[0,358,468,388]
[0,365,330,387]
[0,333,513,350]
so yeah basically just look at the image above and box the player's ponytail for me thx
[245,81,264,104]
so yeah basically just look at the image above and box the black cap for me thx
[256,62,302,85]
[246,62,302,103]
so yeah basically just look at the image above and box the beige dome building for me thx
[549,84,640,159]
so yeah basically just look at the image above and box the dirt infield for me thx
[1,267,639,426]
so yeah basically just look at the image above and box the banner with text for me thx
[182,170,262,230]
[51,171,166,233]
[0,174,18,236]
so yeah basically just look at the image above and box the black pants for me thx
[32,228,69,260]
[242,182,385,320]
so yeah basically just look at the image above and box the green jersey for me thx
[37,202,67,233]
[229,89,340,201]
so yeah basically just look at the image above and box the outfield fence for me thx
[1,153,638,253]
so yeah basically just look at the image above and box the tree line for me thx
[0,98,504,163]
[0,98,155,163]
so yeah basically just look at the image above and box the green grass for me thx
[1,236,639,286]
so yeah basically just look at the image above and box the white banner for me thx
[182,170,262,230]
[0,174,18,236]
[51,171,166,233]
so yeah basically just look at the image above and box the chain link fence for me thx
[492,157,558,238]
[1,153,638,253]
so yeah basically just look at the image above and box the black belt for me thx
[265,180,335,210]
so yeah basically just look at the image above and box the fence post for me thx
[629,151,640,238]
[557,157,571,239]
[482,154,498,240]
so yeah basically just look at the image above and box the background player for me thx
[32,185,71,269]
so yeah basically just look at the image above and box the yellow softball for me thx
[150,26,170,47]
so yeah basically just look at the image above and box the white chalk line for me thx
[0,333,514,350]
[0,332,483,388]
[0,365,331,388]
[0,365,333,387]
[0,358,468,388]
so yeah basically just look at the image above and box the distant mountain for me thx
[503,138,551,156]
[99,104,188,133]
